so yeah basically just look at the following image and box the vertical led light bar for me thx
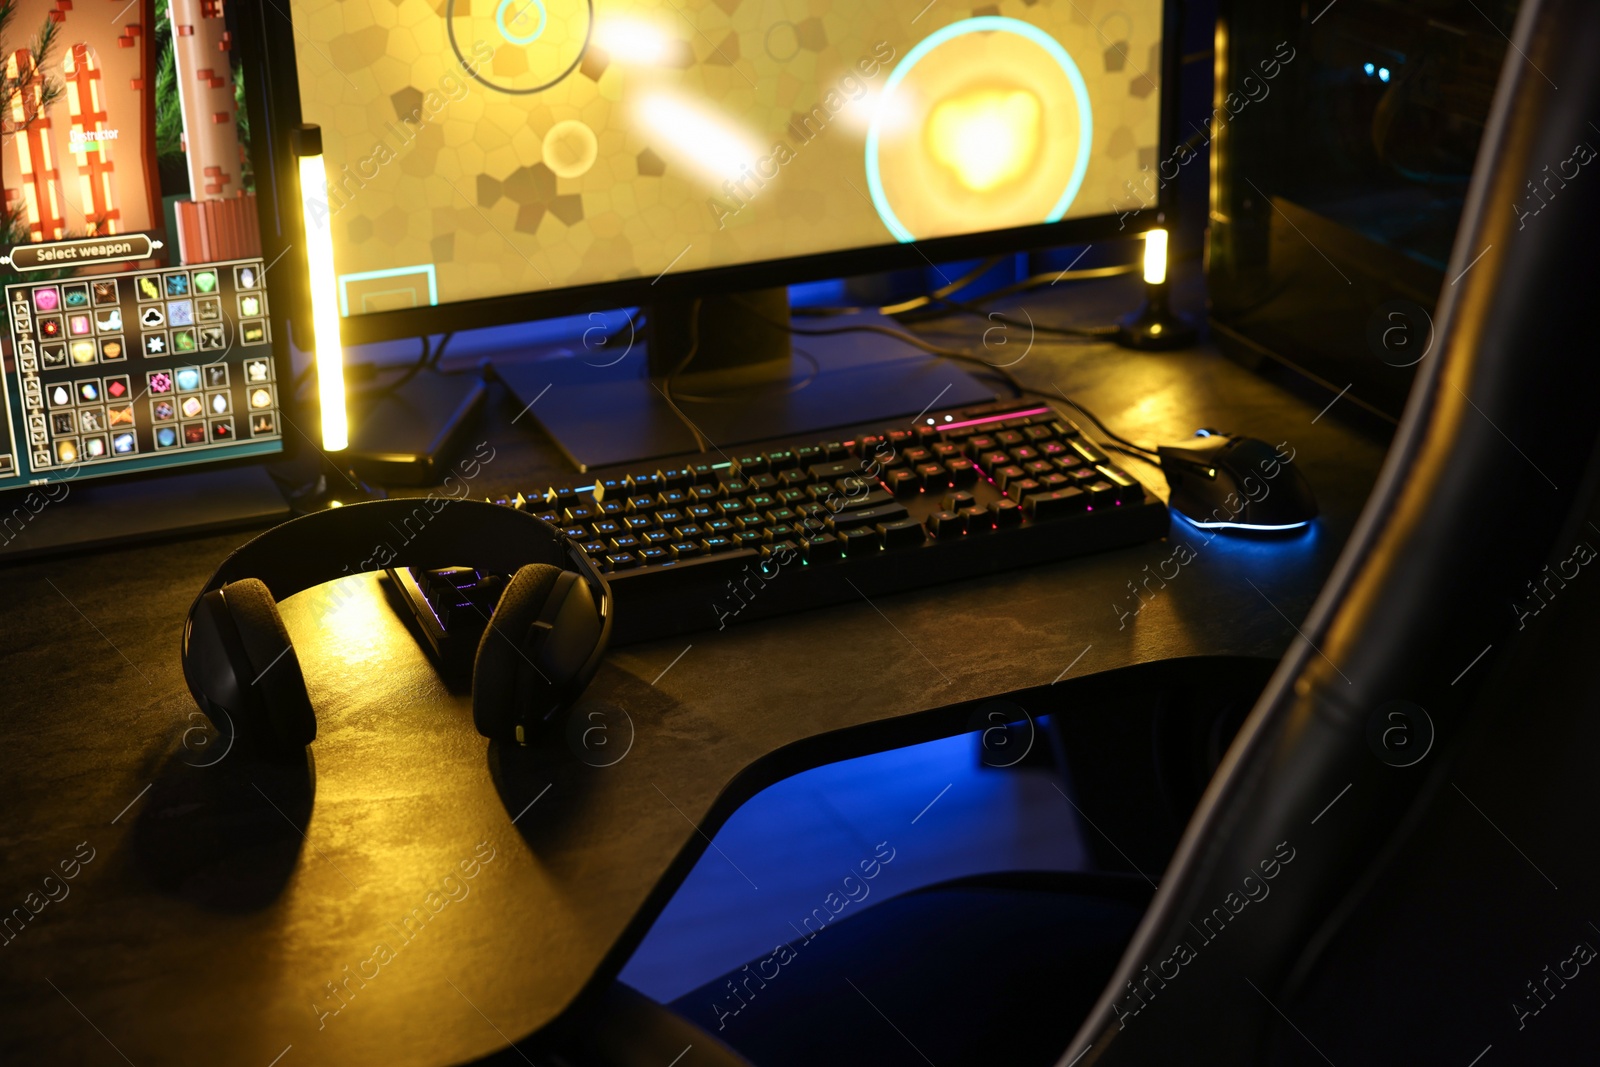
[1115,226,1195,350]
[293,124,348,451]
[1143,227,1169,285]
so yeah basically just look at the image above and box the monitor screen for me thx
[1,0,285,491]
[278,0,1165,322]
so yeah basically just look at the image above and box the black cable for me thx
[793,256,1004,318]
[362,334,432,397]
[1044,389,1160,458]
[659,297,711,452]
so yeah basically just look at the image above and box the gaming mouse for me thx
[1157,430,1318,531]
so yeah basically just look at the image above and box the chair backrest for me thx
[1067,1,1600,1062]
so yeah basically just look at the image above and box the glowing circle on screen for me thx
[865,17,1095,243]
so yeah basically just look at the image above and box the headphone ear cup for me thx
[473,563,566,741]
[221,578,316,750]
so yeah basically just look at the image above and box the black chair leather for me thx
[1067,0,1600,1062]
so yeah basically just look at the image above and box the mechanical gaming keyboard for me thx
[384,400,1169,667]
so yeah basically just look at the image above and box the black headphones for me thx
[182,499,612,752]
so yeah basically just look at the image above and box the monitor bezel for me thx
[242,1,1182,349]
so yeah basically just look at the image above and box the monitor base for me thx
[493,312,998,472]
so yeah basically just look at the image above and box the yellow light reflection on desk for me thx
[298,150,349,451]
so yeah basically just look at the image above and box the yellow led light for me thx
[298,152,348,451]
[925,88,1041,193]
[1144,227,1169,286]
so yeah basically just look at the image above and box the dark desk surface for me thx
[0,295,1390,1066]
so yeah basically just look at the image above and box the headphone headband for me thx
[185,497,611,703]
[197,498,605,602]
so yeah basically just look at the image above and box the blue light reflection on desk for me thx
[618,731,1088,1001]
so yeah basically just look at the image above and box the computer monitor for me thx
[1,0,290,493]
[243,0,1176,466]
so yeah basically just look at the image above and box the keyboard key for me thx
[794,446,822,465]
[980,451,1012,470]
[593,477,627,501]
[534,511,562,525]
[777,487,808,505]
[1023,487,1087,520]
[764,449,797,471]
[700,535,736,553]
[686,504,715,520]
[901,447,932,466]
[638,546,670,565]
[598,501,626,516]
[643,529,673,544]
[736,513,766,530]
[748,474,780,492]
[716,499,748,515]
[656,468,692,490]
[927,510,965,539]
[763,539,800,560]
[885,469,919,496]
[993,466,1029,492]
[932,442,961,460]
[747,493,778,511]
[779,469,813,488]
[609,534,642,550]
[841,527,880,555]
[707,518,736,535]
[988,500,1023,527]
[877,518,926,549]
[803,532,845,561]
[1010,446,1039,463]
[592,519,622,537]
[734,530,766,548]
[675,523,706,541]
[561,525,588,540]
[995,430,1025,447]
[965,435,997,457]
[669,542,703,559]
[959,506,992,532]
[624,514,654,532]
[563,504,597,523]
[809,460,858,482]
[943,491,976,511]
[581,540,608,556]
[916,462,950,490]
[545,486,583,507]
[1084,480,1118,504]
[734,453,767,474]
[820,441,849,460]
[1095,465,1143,502]
[1007,478,1043,501]
[626,495,656,513]
[657,508,686,526]
[690,485,720,503]
[1070,438,1110,465]
[945,458,979,487]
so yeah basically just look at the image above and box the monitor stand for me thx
[494,287,997,472]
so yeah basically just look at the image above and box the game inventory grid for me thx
[3,258,282,480]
